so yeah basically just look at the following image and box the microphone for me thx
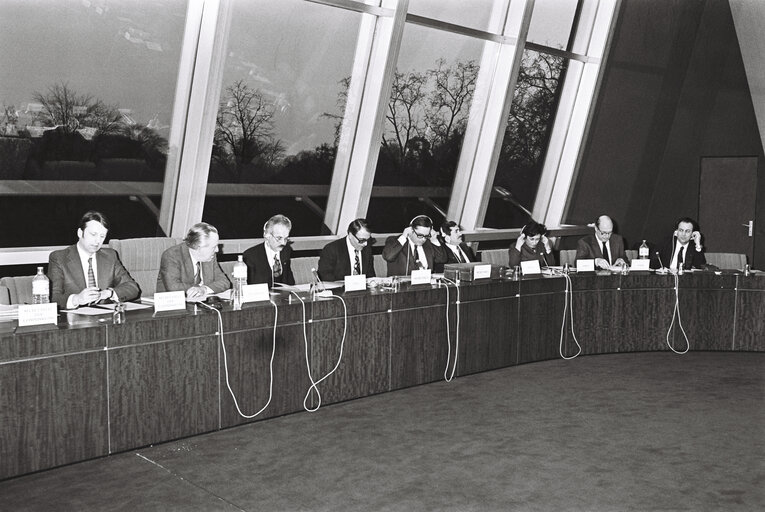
[311,267,325,292]
[655,251,665,270]
[542,252,549,269]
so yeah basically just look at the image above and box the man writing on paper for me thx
[157,222,230,299]
[318,218,376,281]
[383,215,447,276]
[434,220,478,273]
[651,217,707,271]
[243,214,295,288]
[48,210,140,308]
[576,215,629,270]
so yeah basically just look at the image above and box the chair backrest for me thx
[0,276,35,305]
[291,256,320,285]
[559,249,577,266]
[109,237,183,297]
[479,249,509,267]
[373,254,387,278]
[704,252,747,270]
[0,284,11,305]
[625,249,638,262]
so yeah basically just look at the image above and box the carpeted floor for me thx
[1,351,763,511]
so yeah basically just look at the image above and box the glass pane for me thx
[527,0,579,50]
[368,23,483,233]
[203,0,360,237]
[0,0,187,246]
[407,0,509,33]
[484,49,567,229]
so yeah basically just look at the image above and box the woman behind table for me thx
[508,221,555,268]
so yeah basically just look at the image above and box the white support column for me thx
[446,0,535,230]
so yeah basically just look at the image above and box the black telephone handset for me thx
[204,295,223,309]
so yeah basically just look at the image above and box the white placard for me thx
[18,303,58,326]
[242,283,270,303]
[630,259,651,271]
[344,274,367,291]
[153,291,186,312]
[576,259,595,272]
[520,260,542,275]
[473,264,492,280]
[410,269,432,285]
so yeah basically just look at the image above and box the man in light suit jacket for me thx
[48,211,140,308]
[157,222,230,298]
[318,218,376,281]
[434,220,478,273]
[383,215,447,276]
[243,214,295,288]
[576,215,629,269]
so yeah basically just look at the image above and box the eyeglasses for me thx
[352,233,371,244]
[412,230,431,239]
[597,229,613,236]
[268,234,290,243]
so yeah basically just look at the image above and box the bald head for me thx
[595,215,613,242]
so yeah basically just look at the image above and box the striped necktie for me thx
[87,257,96,288]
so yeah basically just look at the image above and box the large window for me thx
[407,0,508,33]
[0,0,188,246]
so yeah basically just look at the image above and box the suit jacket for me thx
[650,236,706,270]
[156,243,230,293]
[242,243,295,287]
[434,242,478,273]
[576,234,630,265]
[508,243,556,268]
[318,237,376,281]
[382,236,448,276]
[48,245,140,307]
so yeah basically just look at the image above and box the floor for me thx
[1,351,763,511]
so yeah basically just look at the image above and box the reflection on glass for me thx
[368,23,483,233]
[527,0,579,49]
[484,49,567,229]
[204,0,359,237]
[407,0,508,33]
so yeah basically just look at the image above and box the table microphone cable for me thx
[665,271,690,354]
[198,300,278,419]
[438,276,461,382]
[550,269,582,360]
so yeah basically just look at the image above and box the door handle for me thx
[741,220,753,237]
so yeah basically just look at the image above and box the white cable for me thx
[290,291,348,412]
[200,301,278,419]
[551,270,582,360]
[665,272,690,354]
[439,276,461,382]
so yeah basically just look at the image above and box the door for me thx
[699,157,757,262]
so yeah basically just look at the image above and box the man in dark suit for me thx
[434,220,478,273]
[383,215,447,276]
[318,218,376,281]
[576,215,630,269]
[48,210,140,308]
[651,217,707,270]
[157,222,230,298]
[243,214,295,288]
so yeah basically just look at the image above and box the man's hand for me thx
[74,286,103,307]
[692,231,702,250]
[594,258,610,270]
[186,285,207,300]
[613,258,627,268]
[515,234,526,250]
[541,235,552,253]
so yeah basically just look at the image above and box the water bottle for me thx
[232,255,247,310]
[32,266,50,304]
[743,264,751,277]
[639,240,649,259]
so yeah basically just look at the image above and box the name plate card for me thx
[520,260,542,275]
[410,269,432,285]
[630,259,651,271]
[154,291,186,312]
[473,264,492,280]
[18,303,58,326]
[242,283,270,303]
[344,274,367,292]
[576,259,595,272]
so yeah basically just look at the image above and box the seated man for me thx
[434,220,478,273]
[243,214,295,287]
[157,222,231,298]
[651,217,706,270]
[508,221,556,268]
[383,215,447,276]
[49,210,140,308]
[576,215,629,269]
[318,218,376,281]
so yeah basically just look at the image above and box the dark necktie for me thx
[87,256,96,288]
[454,246,464,263]
[601,241,610,265]
[413,246,423,270]
[677,246,684,269]
[194,261,201,285]
[273,254,282,278]
[354,251,361,275]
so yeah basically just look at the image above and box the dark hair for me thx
[675,217,697,230]
[348,218,370,236]
[79,211,109,231]
[439,220,459,234]
[522,221,547,238]
[184,222,219,249]
[410,215,433,229]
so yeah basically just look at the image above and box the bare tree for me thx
[32,82,122,134]
[382,69,428,166]
[425,58,478,148]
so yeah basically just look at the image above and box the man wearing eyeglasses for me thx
[243,214,295,287]
[318,218,376,281]
[383,215,447,276]
[576,215,629,270]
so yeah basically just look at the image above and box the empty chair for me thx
[559,249,577,266]
[0,276,36,305]
[291,256,320,285]
[704,252,747,270]
[108,237,183,297]
[373,254,387,278]
[479,249,509,267]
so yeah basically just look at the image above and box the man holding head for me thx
[576,215,629,269]
[651,217,706,270]
[318,218,376,281]
[48,210,140,308]
[383,215,447,276]
[243,214,295,287]
[157,222,230,299]
[508,221,555,268]
[434,220,477,273]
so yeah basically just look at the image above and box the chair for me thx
[0,276,36,305]
[479,249,509,267]
[0,285,11,305]
[704,252,747,270]
[559,249,577,266]
[625,249,638,262]
[108,237,182,297]
[291,256,320,285]
[373,254,387,278]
